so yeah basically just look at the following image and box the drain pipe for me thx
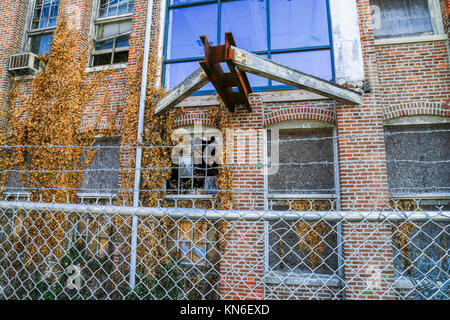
[333,101,345,299]
[129,0,154,289]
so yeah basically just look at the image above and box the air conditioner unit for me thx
[8,52,42,75]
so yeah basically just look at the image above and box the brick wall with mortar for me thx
[0,0,448,300]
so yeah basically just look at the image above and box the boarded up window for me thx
[80,137,120,194]
[384,123,450,195]
[267,127,335,195]
[268,220,339,275]
[371,0,434,39]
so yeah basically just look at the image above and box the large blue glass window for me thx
[163,0,334,93]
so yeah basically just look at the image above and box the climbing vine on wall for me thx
[291,200,334,269]
[0,17,116,265]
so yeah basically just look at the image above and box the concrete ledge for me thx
[85,63,128,73]
[374,34,448,46]
[176,89,332,109]
[264,271,342,287]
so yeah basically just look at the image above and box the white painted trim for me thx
[375,34,448,46]
[391,193,450,200]
[329,0,365,83]
[85,63,128,73]
[428,0,445,35]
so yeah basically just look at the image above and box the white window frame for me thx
[176,219,214,266]
[371,0,446,45]
[89,0,134,68]
[263,120,343,286]
[384,115,450,208]
[22,0,60,55]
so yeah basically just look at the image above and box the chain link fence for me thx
[0,198,448,300]
[0,126,448,300]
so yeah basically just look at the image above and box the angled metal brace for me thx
[155,34,363,115]
[229,46,363,106]
[155,67,210,115]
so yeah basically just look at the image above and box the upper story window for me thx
[162,0,334,94]
[91,0,134,67]
[28,0,60,55]
[370,0,443,39]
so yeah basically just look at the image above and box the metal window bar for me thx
[31,0,60,31]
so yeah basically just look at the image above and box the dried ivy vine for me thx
[0,17,115,269]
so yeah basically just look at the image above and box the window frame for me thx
[23,0,60,55]
[383,116,450,209]
[89,0,134,67]
[177,220,213,266]
[370,0,445,41]
[78,136,121,200]
[161,0,336,95]
[167,125,222,198]
[263,120,343,282]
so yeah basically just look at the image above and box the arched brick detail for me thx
[174,111,214,128]
[264,105,336,127]
[383,100,450,121]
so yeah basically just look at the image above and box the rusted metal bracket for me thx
[199,32,252,112]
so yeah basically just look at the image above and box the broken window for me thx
[27,0,60,55]
[370,0,436,39]
[266,123,339,276]
[162,0,334,92]
[73,215,112,258]
[168,127,221,196]
[91,0,133,67]
[178,220,216,265]
[79,137,120,196]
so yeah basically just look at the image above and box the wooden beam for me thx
[229,46,363,105]
[155,67,209,114]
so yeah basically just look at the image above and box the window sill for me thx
[390,193,450,200]
[394,275,448,290]
[264,271,342,287]
[174,89,331,109]
[1,191,30,200]
[12,74,37,81]
[85,63,128,73]
[374,34,448,46]
[77,192,118,200]
[165,194,214,200]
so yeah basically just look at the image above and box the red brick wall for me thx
[1,0,448,300]
[0,0,28,101]
[440,0,450,33]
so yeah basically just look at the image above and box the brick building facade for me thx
[0,0,449,300]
